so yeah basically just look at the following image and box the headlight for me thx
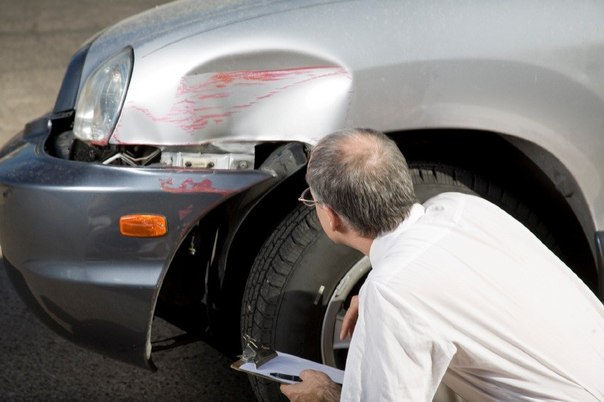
[73,47,133,145]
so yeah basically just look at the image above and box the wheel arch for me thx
[206,142,311,352]
[391,128,597,289]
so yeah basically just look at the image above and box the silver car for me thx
[0,0,602,400]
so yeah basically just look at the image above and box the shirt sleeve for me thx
[341,280,455,402]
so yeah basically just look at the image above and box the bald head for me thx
[306,128,417,238]
[337,131,390,173]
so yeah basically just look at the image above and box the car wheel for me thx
[240,163,539,401]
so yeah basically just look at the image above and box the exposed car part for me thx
[160,143,256,169]
[103,147,160,166]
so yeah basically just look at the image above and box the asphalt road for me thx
[0,1,256,401]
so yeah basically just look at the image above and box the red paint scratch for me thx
[159,178,230,194]
[119,66,350,136]
[212,69,304,85]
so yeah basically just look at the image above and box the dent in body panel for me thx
[112,66,351,145]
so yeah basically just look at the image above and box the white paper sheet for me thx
[232,351,344,384]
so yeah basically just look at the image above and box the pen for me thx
[270,372,302,382]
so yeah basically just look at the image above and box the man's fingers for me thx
[339,314,353,340]
[280,383,294,397]
[339,295,359,340]
[299,369,323,380]
[280,370,341,402]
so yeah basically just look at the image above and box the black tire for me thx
[240,164,545,401]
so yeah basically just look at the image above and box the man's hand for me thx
[280,370,341,402]
[339,295,359,340]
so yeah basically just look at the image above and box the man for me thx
[281,128,604,401]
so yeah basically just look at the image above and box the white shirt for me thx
[341,192,604,401]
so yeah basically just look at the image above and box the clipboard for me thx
[231,335,344,384]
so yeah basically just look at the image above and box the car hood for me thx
[80,0,352,147]
[83,0,320,81]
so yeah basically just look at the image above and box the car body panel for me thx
[0,117,272,367]
[114,65,352,145]
[1,0,604,369]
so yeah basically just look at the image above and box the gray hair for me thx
[306,128,417,238]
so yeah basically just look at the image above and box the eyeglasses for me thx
[298,187,318,207]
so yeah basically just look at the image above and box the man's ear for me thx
[324,205,345,233]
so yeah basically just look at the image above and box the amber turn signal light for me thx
[119,214,167,238]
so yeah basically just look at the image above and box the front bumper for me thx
[0,116,272,369]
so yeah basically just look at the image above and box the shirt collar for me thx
[369,203,425,264]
